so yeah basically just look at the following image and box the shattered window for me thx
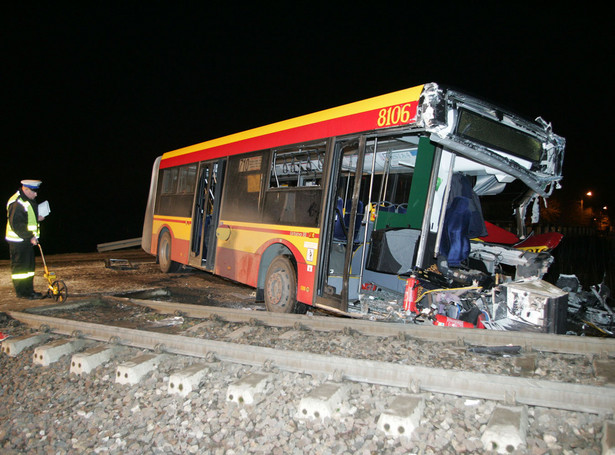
[270,144,326,188]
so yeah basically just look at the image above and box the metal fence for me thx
[538,226,615,292]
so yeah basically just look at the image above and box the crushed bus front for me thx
[320,83,567,333]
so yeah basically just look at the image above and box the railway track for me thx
[6,296,615,412]
[3,296,615,453]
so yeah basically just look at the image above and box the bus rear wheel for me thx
[158,230,181,273]
[264,256,297,313]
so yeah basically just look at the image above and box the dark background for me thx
[2,4,611,256]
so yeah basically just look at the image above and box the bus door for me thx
[316,134,438,312]
[315,136,366,311]
[189,159,225,271]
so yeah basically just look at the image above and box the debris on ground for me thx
[557,274,614,336]
[349,268,613,337]
[104,258,136,270]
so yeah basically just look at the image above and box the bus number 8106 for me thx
[377,103,416,127]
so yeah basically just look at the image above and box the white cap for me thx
[21,180,42,190]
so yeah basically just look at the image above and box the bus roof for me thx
[159,83,565,197]
[160,84,425,169]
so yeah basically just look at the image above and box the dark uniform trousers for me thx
[9,241,35,297]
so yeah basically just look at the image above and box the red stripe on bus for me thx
[154,217,192,226]
[227,223,320,239]
[160,105,417,169]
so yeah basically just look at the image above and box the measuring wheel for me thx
[49,280,68,302]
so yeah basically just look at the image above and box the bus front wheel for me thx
[158,231,181,273]
[264,256,297,313]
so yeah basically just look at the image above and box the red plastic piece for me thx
[478,221,520,245]
[433,314,475,328]
[515,232,564,252]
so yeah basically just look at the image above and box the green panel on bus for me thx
[374,136,435,230]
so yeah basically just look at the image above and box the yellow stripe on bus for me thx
[163,85,424,160]
[153,216,192,240]
[217,220,320,264]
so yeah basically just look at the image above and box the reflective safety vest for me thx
[5,192,40,242]
[12,270,35,280]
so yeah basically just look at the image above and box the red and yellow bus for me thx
[142,82,565,323]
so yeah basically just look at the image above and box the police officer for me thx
[5,179,45,299]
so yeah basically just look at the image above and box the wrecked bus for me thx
[142,82,566,333]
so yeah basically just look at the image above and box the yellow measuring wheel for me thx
[37,243,68,302]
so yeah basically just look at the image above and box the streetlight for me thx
[580,191,593,211]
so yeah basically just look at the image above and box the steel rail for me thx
[105,296,615,356]
[7,310,615,415]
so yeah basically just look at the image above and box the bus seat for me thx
[440,196,471,267]
[334,198,364,242]
[366,228,421,274]
[333,197,347,241]
[344,199,364,241]
[449,174,487,238]
[441,174,488,267]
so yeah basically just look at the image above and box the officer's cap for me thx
[21,180,42,190]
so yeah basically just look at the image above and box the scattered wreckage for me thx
[350,226,568,332]
[351,233,613,337]
[559,274,614,336]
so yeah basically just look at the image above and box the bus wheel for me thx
[264,256,297,313]
[158,231,181,273]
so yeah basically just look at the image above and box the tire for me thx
[158,230,181,273]
[264,256,297,313]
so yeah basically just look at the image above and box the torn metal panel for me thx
[469,242,554,279]
[417,83,565,198]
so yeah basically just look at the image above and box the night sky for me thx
[2,4,611,256]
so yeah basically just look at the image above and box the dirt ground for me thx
[0,248,259,313]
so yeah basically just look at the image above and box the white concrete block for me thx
[377,394,425,438]
[168,364,209,396]
[481,405,528,454]
[1,333,48,357]
[297,382,347,420]
[226,372,270,405]
[70,345,119,375]
[116,353,165,385]
[33,338,87,366]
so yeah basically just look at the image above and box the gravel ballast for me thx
[0,327,607,454]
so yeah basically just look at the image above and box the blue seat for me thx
[333,197,364,242]
[440,196,471,267]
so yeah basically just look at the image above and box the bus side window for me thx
[177,165,197,194]
[161,168,178,194]
[270,147,324,188]
[157,165,197,217]
[222,152,264,222]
